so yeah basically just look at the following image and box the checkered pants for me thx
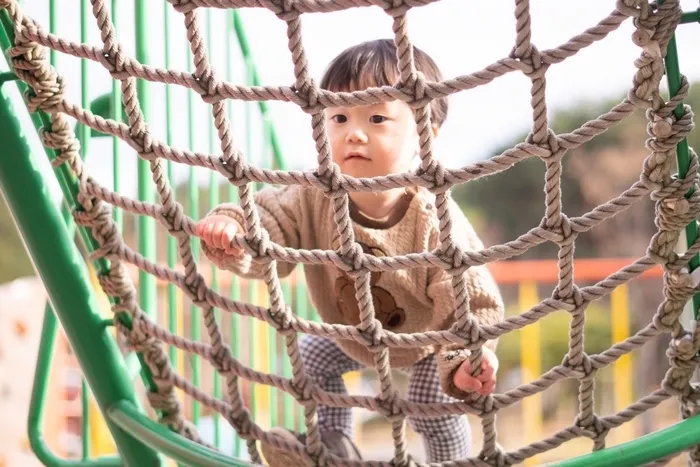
[299,334,471,462]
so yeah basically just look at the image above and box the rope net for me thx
[2,0,700,465]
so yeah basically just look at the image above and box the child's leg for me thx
[407,353,471,462]
[299,334,363,436]
[260,335,363,467]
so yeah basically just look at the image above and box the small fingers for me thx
[478,378,496,396]
[202,220,216,245]
[212,221,229,249]
[478,363,495,383]
[222,223,243,256]
[453,363,482,392]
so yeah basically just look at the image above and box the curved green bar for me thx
[548,416,700,467]
[28,307,123,467]
[107,401,258,467]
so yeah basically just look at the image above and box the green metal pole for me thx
[0,74,162,467]
[549,417,700,467]
[661,0,700,321]
[108,401,256,467]
[79,0,92,457]
[28,306,123,467]
[680,9,700,24]
[135,0,157,322]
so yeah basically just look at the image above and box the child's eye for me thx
[331,114,347,123]
[370,115,387,124]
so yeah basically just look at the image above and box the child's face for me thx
[325,99,420,179]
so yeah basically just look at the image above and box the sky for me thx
[5,0,700,198]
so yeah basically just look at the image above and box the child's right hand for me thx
[194,215,244,257]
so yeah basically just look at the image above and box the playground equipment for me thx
[2,0,700,466]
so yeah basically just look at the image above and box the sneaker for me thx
[260,427,362,467]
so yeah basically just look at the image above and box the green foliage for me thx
[453,83,700,259]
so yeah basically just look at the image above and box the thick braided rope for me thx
[2,0,700,465]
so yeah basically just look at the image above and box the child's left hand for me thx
[452,347,498,396]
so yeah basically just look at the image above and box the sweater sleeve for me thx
[199,185,303,280]
[426,199,505,400]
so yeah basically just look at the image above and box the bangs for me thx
[320,40,400,93]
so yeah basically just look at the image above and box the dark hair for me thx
[319,39,448,129]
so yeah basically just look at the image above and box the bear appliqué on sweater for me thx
[333,241,406,330]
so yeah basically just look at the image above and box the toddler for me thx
[196,39,504,465]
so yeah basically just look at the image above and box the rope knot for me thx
[288,375,316,406]
[640,151,673,193]
[526,129,561,158]
[509,45,548,79]
[562,353,595,380]
[374,391,403,422]
[575,414,609,449]
[147,390,181,414]
[449,316,480,346]
[398,70,429,108]
[245,227,271,262]
[657,195,698,233]
[354,320,384,352]
[130,126,156,161]
[260,0,298,21]
[661,365,694,397]
[263,305,294,333]
[209,346,233,374]
[666,333,698,367]
[164,0,196,13]
[226,410,255,439]
[40,119,79,159]
[540,214,576,245]
[315,165,345,199]
[479,444,507,467]
[158,205,188,238]
[217,154,247,186]
[23,73,64,113]
[128,332,159,354]
[651,273,692,333]
[291,80,321,114]
[183,274,209,308]
[384,0,411,18]
[555,284,583,307]
[341,243,366,279]
[416,160,448,193]
[615,0,648,18]
[98,46,131,81]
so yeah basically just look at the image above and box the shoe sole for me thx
[260,428,308,467]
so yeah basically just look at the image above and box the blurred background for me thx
[1,1,700,466]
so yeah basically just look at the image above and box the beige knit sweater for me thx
[201,185,504,399]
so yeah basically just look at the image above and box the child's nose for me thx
[346,127,368,143]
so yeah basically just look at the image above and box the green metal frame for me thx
[0,56,163,466]
[1,3,700,467]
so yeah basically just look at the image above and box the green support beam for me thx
[0,73,162,466]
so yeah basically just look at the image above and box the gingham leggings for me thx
[299,334,471,462]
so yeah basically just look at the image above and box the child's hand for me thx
[195,215,244,257]
[453,347,498,396]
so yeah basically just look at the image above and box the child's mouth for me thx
[345,152,369,161]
